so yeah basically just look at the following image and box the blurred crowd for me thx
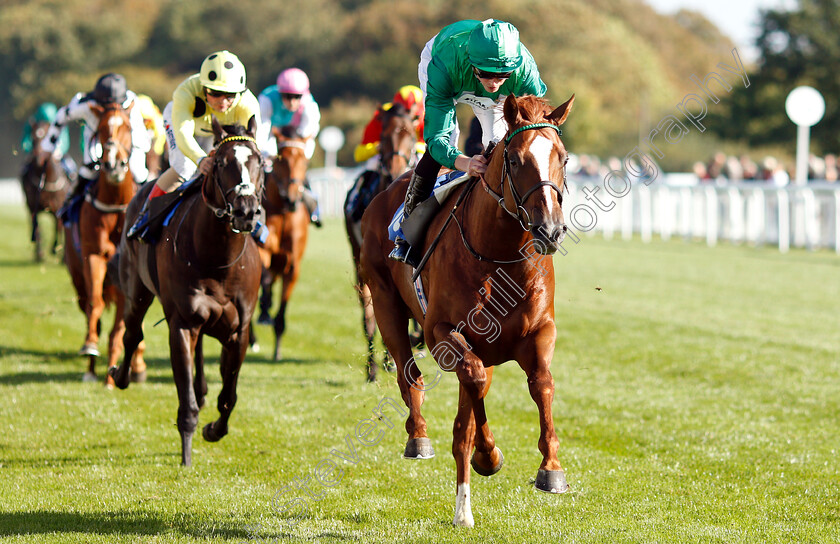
[567,151,839,186]
[693,152,839,186]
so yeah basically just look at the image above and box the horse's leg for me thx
[517,337,568,494]
[104,288,127,389]
[193,336,207,409]
[32,212,43,262]
[432,322,502,526]
[169,323,200,467]
[81,253,108,358]
[203,327,248,442]
[273,264,299,361]
[130,339,147,383]
[51,212,61,255]
[358,280,378,381]
[258,267,274,324]
[110,281,154,390]
[368,280,431,458]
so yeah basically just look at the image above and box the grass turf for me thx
[0,205,838,543]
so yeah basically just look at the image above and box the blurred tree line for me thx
[2,0,743,175]
[708,0,840,159]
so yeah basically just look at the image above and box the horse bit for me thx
[203,134,261,231]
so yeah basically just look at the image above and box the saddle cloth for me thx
[387,170,468,244]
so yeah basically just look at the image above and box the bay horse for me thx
[360,94,575,526]
[20,120,70,261]
[344,104,419,381]
[109,117,263,467]
[64,102,146,385]
[256,125,311,361]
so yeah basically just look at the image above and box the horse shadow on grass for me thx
[0,510,251,540]
[0,510,357,542]
[0,346,173,386]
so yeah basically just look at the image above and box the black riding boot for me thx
[126,197,152,241]
[389,170,435,266]
[57,175,95,225]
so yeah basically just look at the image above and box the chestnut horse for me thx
[20,120,70,261]
[110,118,263,466]
[345,104,418,381]
[64,102,145,385]
[361,94,575,526]
[257,125,311,361]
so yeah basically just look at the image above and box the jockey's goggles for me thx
[205,89,239,99]
[473,67,513,80]
[281,93,303,101]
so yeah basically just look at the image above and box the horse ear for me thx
[211,116,225,141]
[503,94,523,127]
[547,94,575,126]
[246,115,257,138]
[89,103,104,117]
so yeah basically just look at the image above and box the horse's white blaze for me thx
[107,116,123,129]
[529,134,557,214]
[233,146,255,196]
[453,483,474,527]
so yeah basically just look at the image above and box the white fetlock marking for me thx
[453,483,474,527]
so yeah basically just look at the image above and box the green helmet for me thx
[199,50,247,93]
[33,102,58,123]
[467,19,523,73]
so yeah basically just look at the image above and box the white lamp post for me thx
[785,86,825,185]
[318,126,345,170]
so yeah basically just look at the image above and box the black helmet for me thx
[92,73,128,105]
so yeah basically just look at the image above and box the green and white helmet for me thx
[199,50,247,93]
[467,19,523,73]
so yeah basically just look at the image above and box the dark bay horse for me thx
[110,117,263,466]
[20,120,70,261]
[64,102,146,385]
[361,94,575,526]
[345,104,419,381]
[257,125,311,361]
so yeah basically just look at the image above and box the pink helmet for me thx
[276,68,310,95]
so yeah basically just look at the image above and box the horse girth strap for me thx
[277,140,306,151]
[84,192,129,213]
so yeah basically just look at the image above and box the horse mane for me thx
[278,124,299,139]
[515,95,554,122]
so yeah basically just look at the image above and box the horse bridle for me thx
[481,123,566,231]
[271,139,306,208]
[203,134,262,232]
[95,104,133,169]
[379,116,417,181]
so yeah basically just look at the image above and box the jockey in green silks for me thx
[389,19,547,267]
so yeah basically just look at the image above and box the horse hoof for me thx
[404,437,435,459]
[250,342,261,353]
[535,469,570,494]
[130,370,147,383]
[82,371,97,383]
[78,343,100,357]
[471,446,504,476]
[202,422,226,442]
[257,313,273,325]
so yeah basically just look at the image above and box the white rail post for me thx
[778,189,790,253]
